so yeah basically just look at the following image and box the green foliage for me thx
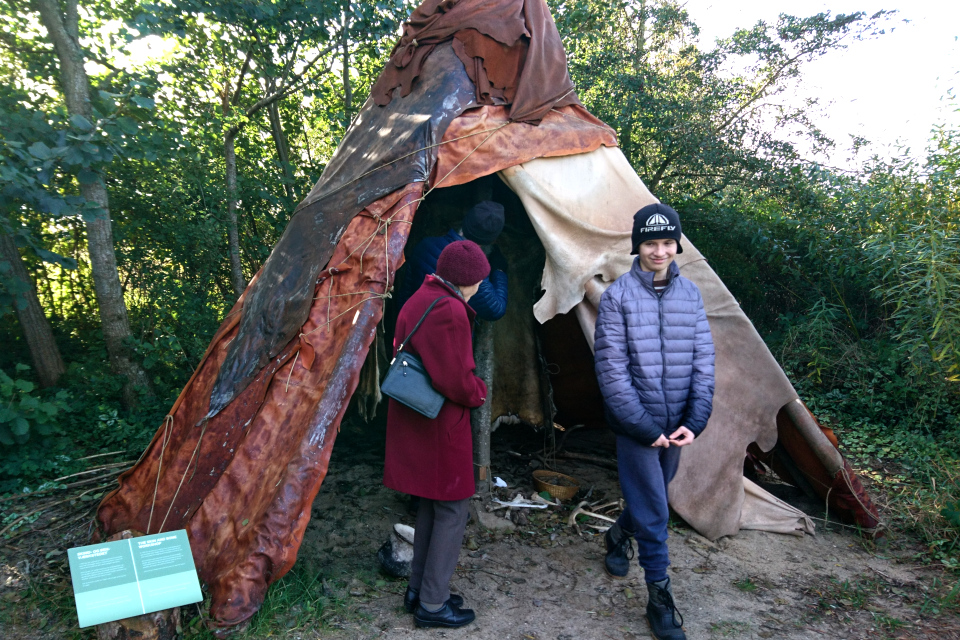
[552,0,890,200]
[0,364,75,491]
[0,364,69,446]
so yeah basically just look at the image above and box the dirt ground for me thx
[296,420,959,640]
[1,417,958,640]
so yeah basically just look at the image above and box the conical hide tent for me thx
[97,0,880,630]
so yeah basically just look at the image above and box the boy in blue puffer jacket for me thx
[594,203,715,640]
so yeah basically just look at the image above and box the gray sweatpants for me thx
[409,497,470,605]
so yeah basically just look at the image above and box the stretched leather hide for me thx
[432,104,616,187]
[207,43,478,419]
[210,0,583,420]
[498,147,815,539]
[371,0,579,124]
[98,185,423,629]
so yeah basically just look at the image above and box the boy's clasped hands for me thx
[651,426,695,448]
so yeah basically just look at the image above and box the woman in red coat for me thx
[384,240,489,629]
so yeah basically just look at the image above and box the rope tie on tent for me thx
[145,415,174,535]
[284,351,301,393]
[837,463,885,532]
[297,123,511,212]
[145,414,210,535]
[824,486,832,528]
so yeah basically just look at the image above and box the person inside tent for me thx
[396,201,508,321]
[594,203,715,640]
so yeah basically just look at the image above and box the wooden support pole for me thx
[471,320,494,495]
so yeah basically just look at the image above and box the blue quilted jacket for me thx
[594,259,715,445]
[396,229,508,321]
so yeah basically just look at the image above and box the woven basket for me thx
[532,470,581,501]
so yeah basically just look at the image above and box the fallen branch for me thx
[53,461,134,482]
[76,451,126,461]
[0,460,130,504]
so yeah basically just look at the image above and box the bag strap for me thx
[394,295,454,357]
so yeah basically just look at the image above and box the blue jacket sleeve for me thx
[681,297,715,435]
[469,269,508,321]
[594,289,660,445]
[396,235,448,309]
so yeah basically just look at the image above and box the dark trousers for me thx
[410,497,470,604]
[615,435,682,583]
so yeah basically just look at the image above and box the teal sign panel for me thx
[67,530,202,628]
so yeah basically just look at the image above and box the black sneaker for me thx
[603,522,634,578]
[414,599,476,629]
[646,578,686,640]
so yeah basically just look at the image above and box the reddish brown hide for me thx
[97,184,423,629]
[372,0,579,123]
[432,104,616,188]
[749,405,882,536]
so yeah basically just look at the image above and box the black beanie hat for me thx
[462,201,505,244]
[631,203,683,255]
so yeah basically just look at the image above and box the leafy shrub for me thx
[0,364,69,445]
[0,364,76,492]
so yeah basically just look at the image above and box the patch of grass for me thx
[872,612,907,632]
[918,575,960,616]
[798,406,960,572]
[812,576,873,611]
[879,450,960,572]
[192,564,378,639]
[709,619,750,636]
[0,569,90,639]
[733,577,757,593]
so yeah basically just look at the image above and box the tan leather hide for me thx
[499,146,810,539]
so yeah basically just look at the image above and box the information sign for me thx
[67,529,202,628]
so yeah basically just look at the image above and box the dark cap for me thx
[462,201,505,245]
[436,240,491,286]
[631,203,683,255]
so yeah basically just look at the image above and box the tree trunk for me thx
[0,233,66,388]
[224,132,246,297]
[34,0,151,406]
[341,12,352,113]
[266,95,295,204]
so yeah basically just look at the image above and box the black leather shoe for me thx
[414,599,475,629]
[403,587,463,614]
[604,522,634,578]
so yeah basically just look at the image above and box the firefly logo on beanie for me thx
[631,203,684,255]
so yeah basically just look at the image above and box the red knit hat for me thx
[436,240,490,286]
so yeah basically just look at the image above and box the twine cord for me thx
[145,415,173,535]
[157,417,209,534]
[297,124,512,211]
